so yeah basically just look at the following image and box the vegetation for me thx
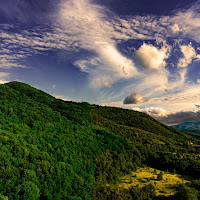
[90,105,200,199]
[118,167,192,196]
[0,81,199,199]
[172,122,200,135]
[172,122,200,139]
[0,82,130,199]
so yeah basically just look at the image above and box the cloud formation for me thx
[59,0,138,88]
[171,23,180,33]
[134,43,170,70]
[133,106,169,117]
[1,0,200,114]
[178,43,200,68]
[132,106,200,125]
[157,110,200,125]
[123,92,150,104]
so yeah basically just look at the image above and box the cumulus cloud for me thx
[132,107,169,117]
[132,106,200,125]
[123,92,150,104]
[144,107,169,117]
[157,110,200,125]
[177,43,200,68]
[1,0,200,103]
[134,43,170,70]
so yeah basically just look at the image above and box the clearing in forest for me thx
[119,167,193,196]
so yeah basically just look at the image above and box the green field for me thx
[119,167,193,196]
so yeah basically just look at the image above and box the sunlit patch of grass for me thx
[118,167,193,196]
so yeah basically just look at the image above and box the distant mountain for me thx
[0,81,199,200]
[172,122,200,135]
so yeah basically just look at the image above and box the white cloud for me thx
[132,106,200,125]
[197,79,200,83]
[145,107,169,117]
[177,43,200,68]
[171,23,180,33]
[132,107,143,112]
[134,43,171,70]
[58,0,138,88]
[171,6,200,42]
[1,0,200,109]
[157,110,200,125]
[132,106,169,117]
[54,95,69,101]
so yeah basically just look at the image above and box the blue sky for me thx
[1,0,200,124]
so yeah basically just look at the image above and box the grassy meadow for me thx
[118,167,193,196]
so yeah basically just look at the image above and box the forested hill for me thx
[172,122,200,135]
[0,81,199,200]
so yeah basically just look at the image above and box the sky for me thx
[1,0,200,125]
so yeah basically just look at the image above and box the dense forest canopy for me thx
[0,81,199,200]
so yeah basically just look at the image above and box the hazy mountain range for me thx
[173,122,200,135]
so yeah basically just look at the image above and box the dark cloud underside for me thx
[155,110,200,125]
[95,0,198,16]
[123,92,150,104]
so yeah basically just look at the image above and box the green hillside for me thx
[90,105,200,199]
[0,81,199,200]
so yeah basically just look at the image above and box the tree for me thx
[0,194,8,200]
[175,184,198,200]
[17,181,40,200]
[157,172,163,181]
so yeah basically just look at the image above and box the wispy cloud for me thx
[1,0,200,125]
[58,0,139,88]
[178,43,200,68]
